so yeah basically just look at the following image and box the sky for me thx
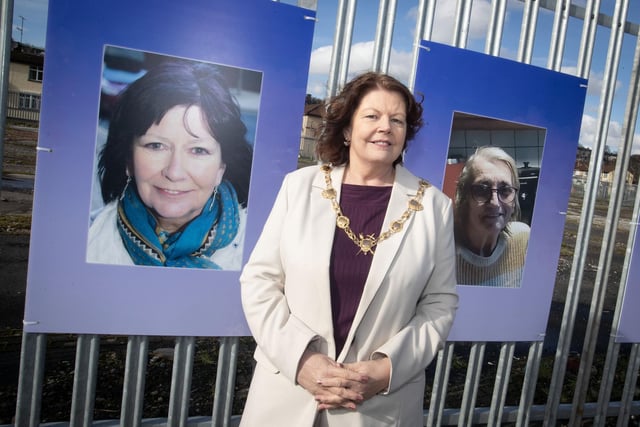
[10,0,640,153]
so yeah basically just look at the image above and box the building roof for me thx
[10,41,45,66]
[304,103,324,117]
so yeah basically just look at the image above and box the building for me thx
[7,41,44,123]
[299,102,323,160]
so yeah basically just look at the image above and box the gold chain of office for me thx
[320,164,430,255]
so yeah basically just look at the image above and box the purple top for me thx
[330,183,392,356]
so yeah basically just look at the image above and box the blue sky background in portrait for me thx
[12,0,640,154]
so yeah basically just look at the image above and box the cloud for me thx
[307,0,497,98]
[577,113,640,155]
[307,41,414,97]
[580,113,640,157]
[560,66,622,97]
[430,0,493,44]
[309,45,333,75]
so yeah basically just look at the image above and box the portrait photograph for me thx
[616,224,640,343]
[87,46,261,270]
[443,112,547,289]
[409,40,587,341]
[23,0,316,336]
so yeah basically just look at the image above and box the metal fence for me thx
[3,0,640,426]
[5,91,40,123]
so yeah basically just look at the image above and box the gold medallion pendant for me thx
[321,164,430,255]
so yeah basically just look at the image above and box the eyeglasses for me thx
[470,184,517,204]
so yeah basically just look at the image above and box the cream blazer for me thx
[240,164,458,427]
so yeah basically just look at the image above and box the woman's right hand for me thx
[296,349,369,411]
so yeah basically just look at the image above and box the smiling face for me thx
[465,157,515,255]
[131,105,226,233]
[343,88,407,172]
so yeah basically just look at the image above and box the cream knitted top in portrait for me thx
[456,221,530,288]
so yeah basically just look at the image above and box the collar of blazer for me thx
[313,163,431,361]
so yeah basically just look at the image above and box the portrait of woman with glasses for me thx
[453,146,530,288]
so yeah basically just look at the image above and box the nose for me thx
[378,116,391,133]
[162,150,187,181]
[487,190,501,206]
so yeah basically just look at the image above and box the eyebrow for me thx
[474,179,512,186]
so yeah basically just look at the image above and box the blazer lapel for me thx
[337,166,423,361]
[311,164,347,358]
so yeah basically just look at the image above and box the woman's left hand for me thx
[341,357,391,401]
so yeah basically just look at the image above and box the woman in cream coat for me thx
[240,72,458,426]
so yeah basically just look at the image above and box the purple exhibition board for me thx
[408,41,587,342]
[616,224,640,343]
[23,0,315,336]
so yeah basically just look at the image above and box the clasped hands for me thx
[296,349,391,411]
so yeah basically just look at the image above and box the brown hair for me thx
[315,72,423,166]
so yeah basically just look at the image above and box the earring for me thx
[208,186,219,212]
[344,139,351,146]
[120,176,132,201]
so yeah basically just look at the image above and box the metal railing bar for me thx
[426,400,640,425]
[516,341,543,426]
[452,0,473,49]
[121,335,149,427]
[69,335,100,427]
[485,0,507,56]
[576,0,602,79]
[425,342,454,427]
[372,0,389,73]
[5,400,640,427]
[212,337,239,427]
[519,0,639,36]
[487,342,515,426]
[573,12,639,425]
[371,0,397,74]
[0,0,12,184]
[14,332,46,427]
[458,342,484,426]
[326,0,356,97]
[547,0,570,71]
[616,344,640,427]
[408,0,433,90]
[167,336,195,427]
[517,0,539,64]
[546,0,629,423]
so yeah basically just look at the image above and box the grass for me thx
[0,214,31,234]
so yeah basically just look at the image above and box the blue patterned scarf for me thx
[117,180,240,268]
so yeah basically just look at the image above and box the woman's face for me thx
[131,105,226,233]
[465,157,515,252]
[343,88,407,170]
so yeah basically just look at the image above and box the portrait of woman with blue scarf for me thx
[87,57,254,270]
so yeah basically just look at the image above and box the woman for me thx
[454,146,530,287]
[87,60,253,269]
[240,72,458,426]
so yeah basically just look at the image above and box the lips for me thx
[158,187,189,196]
[482,211,503,219]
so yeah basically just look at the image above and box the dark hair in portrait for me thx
[316,72,424,166]
[98,59,253,208]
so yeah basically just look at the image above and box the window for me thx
[28,65,44,82]
[19,93,41,110]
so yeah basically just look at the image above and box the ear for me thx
[343,128,352,142]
